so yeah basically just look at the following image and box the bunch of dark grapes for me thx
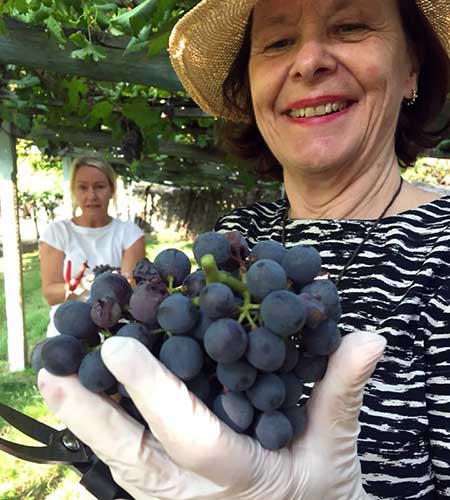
[92,264,121,277]
[37,230,342,451]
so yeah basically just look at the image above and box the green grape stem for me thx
[168,275,175,293]
[200,254,259,329]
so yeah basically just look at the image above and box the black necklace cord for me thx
[281,177,404,288]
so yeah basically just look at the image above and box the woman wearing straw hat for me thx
[38,0,449,498]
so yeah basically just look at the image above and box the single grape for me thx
[78,350,116,393]
[222,230,250,270]
[294,351,328,382]
[157,293,199,334]
[279,372,304,408]
[186,371,211,403]
[183,269,206,297]
[297,293,327,328]
[260,290,307,337]
[302,319,342,356]
[246,259,288,301]
[30,338,52,372]
[54,301,98,340]
[213,392,254,433]
[190,311,214,342]
[249,240,286,264]
[282,405,307,437]
[301,279,342,322]
[86,331,102,348]
[159,336,204,381]
[199,282,236,319]
[116,322,157,350]
[40,335,86,375]
[254,411,293,450]
[129,278,168,327]
[281,245,322,287]
[193,232,231,268]
[132,257,158,282]
[203,318,248,364]
[90,297,122,329]
[154,248,191,287]
[246,373,286,412]
[216,360,257,391]
[245,326,286,372]
[90,271,133,308]
[278,338,300,373]
[132,257,159,285]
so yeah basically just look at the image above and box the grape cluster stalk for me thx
[36,230,342,451]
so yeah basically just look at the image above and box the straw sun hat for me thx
[169,0,450,123]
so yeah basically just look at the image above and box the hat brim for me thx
[169,0,450,123]
[169,0,256,123]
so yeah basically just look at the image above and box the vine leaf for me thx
[124,25,152,55]
[88,101,114,128]
[111,0,159,37]
[69,31,88,48]
[62,77,88,112]
[45,16,66,47]
[147,30,170,58]
[123,97,160,134]
[71,44,107,62]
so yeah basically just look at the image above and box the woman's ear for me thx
[403,45,420,99]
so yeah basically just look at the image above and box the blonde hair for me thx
[69,156,117,207]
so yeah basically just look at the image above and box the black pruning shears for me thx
[0,402,134,500]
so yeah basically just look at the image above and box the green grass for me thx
[0,251,50,371]
[0,234,191,499]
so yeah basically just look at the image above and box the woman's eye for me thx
[265,39,293,51]
[336,23,368,34]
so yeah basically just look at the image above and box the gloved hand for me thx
[38,331,386,500]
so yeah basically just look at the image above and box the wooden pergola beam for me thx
[23,127,229,164]
[0,17,183,91]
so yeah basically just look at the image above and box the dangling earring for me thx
[406,88,418,106]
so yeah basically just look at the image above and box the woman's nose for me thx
[288,39,337,84]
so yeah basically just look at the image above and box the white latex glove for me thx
[38,331,386,500]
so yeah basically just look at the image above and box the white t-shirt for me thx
[40,218,144,337]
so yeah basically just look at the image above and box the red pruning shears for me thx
[65,260,89,292]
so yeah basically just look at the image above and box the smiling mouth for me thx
[288,101,352,118]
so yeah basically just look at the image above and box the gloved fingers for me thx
[100,337,276,490]
[37,369,225,500]
[305,331,386,426]
[291,332,385,499]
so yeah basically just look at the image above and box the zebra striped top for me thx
[215,194,450,500]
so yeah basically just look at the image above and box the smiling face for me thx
[72,165,114,215]
[249,0,418,177]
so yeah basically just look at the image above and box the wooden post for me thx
[0,125,26,371]
[62,156,73,218]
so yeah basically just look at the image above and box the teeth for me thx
[289,101,348,118]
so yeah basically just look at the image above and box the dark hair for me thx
[217,0,450,180]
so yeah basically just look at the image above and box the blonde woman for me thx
[39,155,145,337]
